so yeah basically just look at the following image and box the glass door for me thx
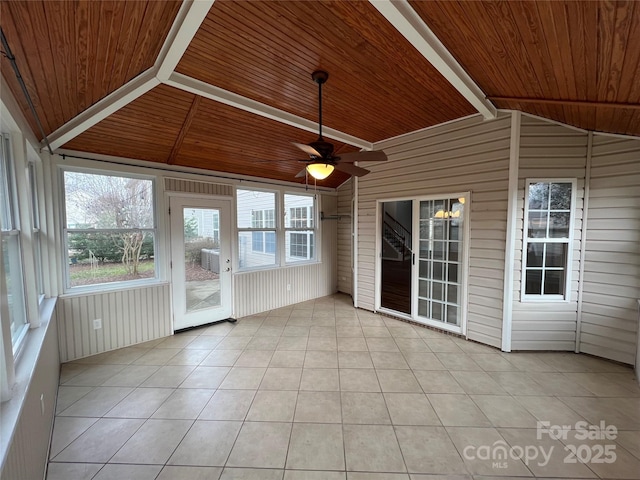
[377,195,467,334]
[415,197,465,332]
[170,197,232,331]
[380,201,413,315]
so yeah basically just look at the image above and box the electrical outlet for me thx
[93,318,102,330]
[286,284,291,291]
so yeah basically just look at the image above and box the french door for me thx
[378,194,468,334]
[170,196,232,331]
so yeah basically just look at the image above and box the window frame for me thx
[236,188,319,271]
[60,167,159,293]
[284,193,317,265]
[27,161,44,301]
[0,134,29,356]
[521,178,576,302]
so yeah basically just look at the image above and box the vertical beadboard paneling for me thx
[337,179,353,296]
[511,115,588,351]
[56,283,171,362]
[164,177,233,196]
[580,135,640,364]
[234,195,338,317]
[1,318,59,480]
[358,114,512,348]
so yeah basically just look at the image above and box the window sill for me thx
[0,297,56,468]
[235,261,321,275]
[61,280,170,298]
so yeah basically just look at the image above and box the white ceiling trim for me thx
[166,72,374,150]
[45,0,214,152]
[155,0,215,82]
[370,0,497,120]
[47,70,160,151]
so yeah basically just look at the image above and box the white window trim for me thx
[236,188,320,272]
[59,166,160,293]
[0,133,29,361]
[284,194,317,265]
[520,178,577,303]
[236,188,279,271]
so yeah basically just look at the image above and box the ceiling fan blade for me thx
[334,163,370,177]
[292,142,322,158]
[338,150,388,163]
[295,168,308,178]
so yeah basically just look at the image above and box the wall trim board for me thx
[576,132,593,353]
[502,111,521,352]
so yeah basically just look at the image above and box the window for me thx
[237,190,277,269]
[250,209,276,254]
[0,135,28,352]
[28,162,44,298]
[285,194,315,263]
[62,170,156,289]
[522,180,574,299]
[236,189,318,269]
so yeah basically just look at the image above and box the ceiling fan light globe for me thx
[306,163,334,180]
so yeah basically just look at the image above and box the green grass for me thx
[69,260,155,284]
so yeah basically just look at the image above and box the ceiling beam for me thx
[166,72,374,151]
[167,95,201,165]
[156,0,215,81]
[370,0,497,120]
[46,0,214,152]
[47,69,159,151]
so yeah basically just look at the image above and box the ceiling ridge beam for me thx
[168,95,201,165]
[45,0,214,152]
[165,72,374,151]
[370,0,497,120]
[155,0,215,81]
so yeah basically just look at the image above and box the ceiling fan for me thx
[293,70,387,180]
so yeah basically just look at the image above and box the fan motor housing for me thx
[309,139,334,159]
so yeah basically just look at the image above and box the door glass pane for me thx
[381,200,412,314]
[417,198,465,327]
[184,208,221,312]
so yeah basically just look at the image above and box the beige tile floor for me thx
[47,294,640,480]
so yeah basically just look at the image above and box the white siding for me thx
[358,114,512,348]
[234,195,338,317]
[579,135,640,364]
[511,115,588,351]
[337,179,353,296]
[56,283,171,362]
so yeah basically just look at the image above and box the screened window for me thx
[28,162,44,297]
[285,194,315,263]
[523,180,574,299]
[237,190,277,269]
[0,135,28,352]
[63,170,156,289]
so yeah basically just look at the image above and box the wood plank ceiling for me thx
[1,0,638,189]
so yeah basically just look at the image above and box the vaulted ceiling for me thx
[1,0,638,188]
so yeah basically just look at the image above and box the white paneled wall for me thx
[56,283,171,362]
[511,116,588,350]
[579,136,640,364]
[1,318,59,480]
[337,179,353,296]
[234,195,338,317]
[358,114,512,348]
